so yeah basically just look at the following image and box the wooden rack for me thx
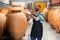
[50,0,60,7]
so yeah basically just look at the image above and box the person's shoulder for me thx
[39,12,44,15]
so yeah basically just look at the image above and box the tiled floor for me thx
[23,19,60,40]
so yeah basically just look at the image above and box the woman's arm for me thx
[31,14,39,21]
[31,12,45,23]
[39,13,45,23]
[26,9,32,21]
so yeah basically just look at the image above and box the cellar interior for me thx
[0,0,60,40]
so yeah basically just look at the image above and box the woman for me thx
[30,5,45,40]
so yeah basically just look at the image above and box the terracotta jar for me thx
[43,7,51,21]
[1,8,9,15]
[11,5,26,15]
[6,5,27,40]
[0,12,6,38]
[58,9,60,32]
[48,8,60,32]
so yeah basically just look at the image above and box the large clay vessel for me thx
[48,8,60,32]
[43,7,51,21]
[58,10,60,32]
[11,5,26,15]
[48,9,55,25]
[6,5,27,40]
[0,12,6,38]
[1,8,9,15]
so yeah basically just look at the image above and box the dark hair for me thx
[37,5,41,8]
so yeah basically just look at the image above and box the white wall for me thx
[11,1,50,8]
[0,0,9,4]
[12,2,26,7]
[10,0,50,7]
[11,1,34,8]
[47,2,50,7]
[10,0,50,2]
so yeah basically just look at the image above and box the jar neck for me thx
[10,10,21,13]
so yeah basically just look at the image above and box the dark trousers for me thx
[31,37,42,40]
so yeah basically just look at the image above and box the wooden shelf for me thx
[50,2,60,6]
[50,0,60,7]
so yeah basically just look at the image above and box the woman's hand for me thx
[31,14,38,21]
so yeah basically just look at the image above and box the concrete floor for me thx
[22,19,60,40]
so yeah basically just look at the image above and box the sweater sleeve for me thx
[39,13,45,23]
[35,12,45,23]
